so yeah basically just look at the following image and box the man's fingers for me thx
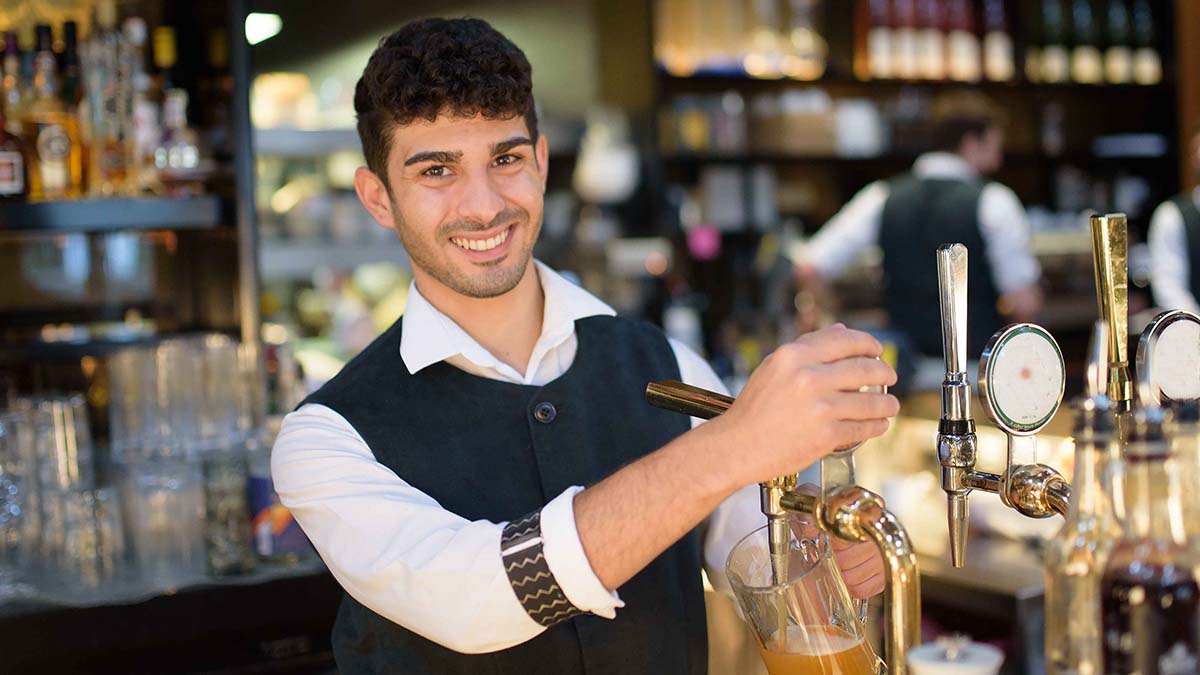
[817,357,898,391]
[845,572,886,600]
[826,392,901,421]
[795,326,884,363]
[830,419,891,449]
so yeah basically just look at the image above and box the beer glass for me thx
[727,524,884,675]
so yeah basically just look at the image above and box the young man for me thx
[793,92,1042,360]
[272,18,897,674]
[1149,123,1200,312]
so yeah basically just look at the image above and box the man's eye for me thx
[494,154,520,166]
[423,165,448,178]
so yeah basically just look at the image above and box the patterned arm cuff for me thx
[501,510,585,627]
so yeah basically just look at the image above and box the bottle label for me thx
[1133,48,1162,85]
[946,30,981,82]
[983,32,1015,81]
[868,27,893,79]
[1041,46,1070,83]
[35,123,70,193]
[892,28,918,79]
[915,29,945,80]
[0,150,23,195]
[1105,46,1134,83]
[248,474,312,558]
[1071,46,1104,84]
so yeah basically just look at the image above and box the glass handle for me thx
[854,597,869,624]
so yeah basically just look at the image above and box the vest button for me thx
[533,401,557,424]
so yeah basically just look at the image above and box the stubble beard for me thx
[394,207,540,299]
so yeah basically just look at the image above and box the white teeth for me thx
[453,228,509,252]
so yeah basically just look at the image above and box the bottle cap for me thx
[97,0,119,30]
[153,26,177,69]
[34,24,51,53]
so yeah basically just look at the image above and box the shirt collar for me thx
[913,152,978,180]
[399,260,616,375]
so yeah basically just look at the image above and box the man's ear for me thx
[535,134,549,191]
[354,167,396,231]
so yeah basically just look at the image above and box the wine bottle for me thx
[981,0,1014,82]
[1104,0,1133,84]
[1040,0,1070,83]
[1070,0,1103,84]
[945,0,981,82]
[1130,0,1161,85]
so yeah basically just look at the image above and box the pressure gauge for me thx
[1136,309,1200,407]
[978,324,1066,436]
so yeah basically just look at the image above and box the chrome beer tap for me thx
[935,244,1071,568]
[645,380,920,674]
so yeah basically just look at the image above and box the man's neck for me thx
[414,262,545,375]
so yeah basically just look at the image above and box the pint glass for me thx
[726,524,884,675]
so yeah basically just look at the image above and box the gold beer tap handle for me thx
[1089,213,1132,410]
[645,381,733,420]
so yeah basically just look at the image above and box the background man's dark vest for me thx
[1172,193,1200,303]
[879,173,1003,359]
[301,315,705,675]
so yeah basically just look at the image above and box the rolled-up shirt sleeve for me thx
[1148,200,1200,313]
[272,403,620,654]
[978,183,1041,294]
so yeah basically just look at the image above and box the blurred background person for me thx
[791,91,1042,361]
[1149,122,1200,313]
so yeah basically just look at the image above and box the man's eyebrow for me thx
[404,150,463,167]
[491,136,533,155]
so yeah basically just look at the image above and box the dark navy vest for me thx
[1172,192,1200,303]
[302,315,705,675]
[879,173,1003,359]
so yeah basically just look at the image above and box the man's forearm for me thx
[574,418,739,591]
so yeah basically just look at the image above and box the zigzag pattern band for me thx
[501,510,583,627]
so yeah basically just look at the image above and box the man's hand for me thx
[708,324,899,488]
[831,537,886,599]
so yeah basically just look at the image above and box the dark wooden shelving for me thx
[656,70,1177,94]
[0,195,223,234]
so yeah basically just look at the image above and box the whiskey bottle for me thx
[22,24,83,201]
[0,108,25,200]
[1101,408,1200,675]
[154,88,202,196]
[1045,396,1123,674]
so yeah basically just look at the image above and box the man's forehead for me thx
[389,114,530,158]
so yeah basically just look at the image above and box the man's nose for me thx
[455,171,506,227]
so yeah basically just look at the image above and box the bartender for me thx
[271,17,898,675]
[1148,122,1200,312]
[792,92,1042,360]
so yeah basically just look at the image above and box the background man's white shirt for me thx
[1148,187,1200,313]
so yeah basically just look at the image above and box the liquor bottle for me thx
[84,0,133,196]
[1104,0,1133,83]
[743,0,784,78]
[154,88,202,196]
[151,25,177,102]
[781,0,826,81]
[1040,0,1070,83]
[1101,408,1200,674]
[944,0,981,82]
[60,22,82,108]
[21,24,83,201]
[914,0,945,81]
[866,0,893,79]
[890,0,919,80]
[1165,401,1200,537]
[0,108,26,200]
[981,0,1014,82]
[1045,396,1123,674]
[1,33,23,137]
[1069,0,1103,84]
[124,17,158,195]
[1129,0,1161,85]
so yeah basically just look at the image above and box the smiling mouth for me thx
[450,226,511,252]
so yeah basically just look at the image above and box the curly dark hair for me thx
[354,18,538,183]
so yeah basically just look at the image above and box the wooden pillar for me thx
[1176,0,1200,190]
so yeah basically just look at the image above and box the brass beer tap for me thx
[935,244,1071,569]
[1089,214,1133,416]
[645,380,920,675]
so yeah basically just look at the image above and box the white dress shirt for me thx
[795,152,1041,294]
[1148,187,1200,313]
[272,260,781,654]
